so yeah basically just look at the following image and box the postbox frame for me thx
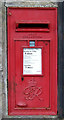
[7,7,57,116]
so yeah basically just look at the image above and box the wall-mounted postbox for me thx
[7,8,57,115]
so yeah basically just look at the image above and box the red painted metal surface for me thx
[7,8,57,115]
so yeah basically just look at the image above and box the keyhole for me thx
[21,77,24,81]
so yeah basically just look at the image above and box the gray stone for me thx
[0,0,63,120]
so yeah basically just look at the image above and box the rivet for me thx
[9,12,12,16]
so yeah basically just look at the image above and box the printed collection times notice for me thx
[23,48,42,75]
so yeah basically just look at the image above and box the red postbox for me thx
[7,8,57,115]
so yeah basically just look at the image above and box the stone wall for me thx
[0,0,63,120]
[0,1,2,120]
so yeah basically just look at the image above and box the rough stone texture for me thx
[2,0,58,2]
[2,3,8,118]
[0,0,58,120]
[5,1,58,7]
[0,0,64,120]
[0,118,62,120]
[0,1,2,120]
[3,0,64,3]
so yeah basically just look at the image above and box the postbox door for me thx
[15,40,50,109]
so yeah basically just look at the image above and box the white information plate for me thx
[23,48,42,75]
